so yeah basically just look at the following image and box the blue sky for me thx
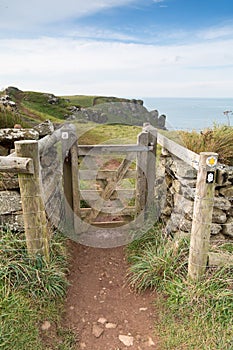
[0,0,233,98]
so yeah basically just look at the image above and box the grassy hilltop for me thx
[0,86,150,128]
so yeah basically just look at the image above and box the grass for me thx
[0,105,28,128]
[60,95,138,108]
[60,94,97,108]
[178,124,233,165]
[0,229,77,350]
[21,91,70,121]
[77,122,140,145]
[126,224,233,349]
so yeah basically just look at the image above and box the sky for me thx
[1,0,233,98]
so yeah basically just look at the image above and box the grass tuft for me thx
[0,229,77,350]
[179,124,233,165]
[127,224,233,349]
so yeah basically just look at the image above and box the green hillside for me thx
[0,87,148,128]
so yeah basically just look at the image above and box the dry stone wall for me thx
[0,121,57,232]
[0,173,24,231]
[155,152,233,242]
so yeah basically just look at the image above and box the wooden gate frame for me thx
[63,124,157,230]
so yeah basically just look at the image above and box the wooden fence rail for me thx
[157,132,200,170]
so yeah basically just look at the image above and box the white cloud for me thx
[197,23,233,40]
[67,27,137,42]
[0,36,233,97]
[0,0,136,31]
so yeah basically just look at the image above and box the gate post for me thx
[15,140,50,261]
[143,123,157,211]
[188,152,218,280]
[135,123,157,218]
[135,130,149,217]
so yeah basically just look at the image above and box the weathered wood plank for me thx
[135,131,149,216]
[71,144,81,223]
[62,139,74,229]
[188,152,218,280]
[80,206,135,217]
[157,132,200,170]
[78,144,151,155]
[90,220,129,228]
[84,153,135,223]
[143,123,157,210]
[0,156,34,174]
[80,189,135,201]
[79,169,136,180]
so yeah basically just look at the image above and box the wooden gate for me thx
[63,124,157,231]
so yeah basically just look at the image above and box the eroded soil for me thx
[62,241,159,350]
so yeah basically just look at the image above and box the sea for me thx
[143,97,233,131]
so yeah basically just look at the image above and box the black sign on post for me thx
[206,171,215,184]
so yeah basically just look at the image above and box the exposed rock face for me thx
[33,120,54,138]
[65,101,166,129]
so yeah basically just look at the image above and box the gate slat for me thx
[78,144,151,155]
[84,153,135,223]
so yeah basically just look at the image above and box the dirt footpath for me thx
[63,241,159,350]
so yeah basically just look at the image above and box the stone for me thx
[219,186,233,200]
[210,223,222,235]
[92,324,104,338]
[172,179,195,200]
[33,120,54,138]
[41,321,51,331]
[166,213,192,233]
[0,213,24,232]
[0,145,8,156]
[80,343,87,349]
[226,207,233,217]
[177,177,197,188]
[173,193,193,219]
[216,168,229,185]
[0,190,21,214]
[147,336,156,346]
[212,209,227,224]
[158,114,166,129]
[0,173,19,190]
[170,158,197,179]
[97,317,107,325]
[214,197,231,211]
[165,174,173,188]
[0,128,39,147]
[105,322,117,329]
[222,217,233,237]
[210,233,226,241]
[161,205,172,216]
[119,335,134,347]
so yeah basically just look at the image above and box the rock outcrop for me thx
[65,101,166,129]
